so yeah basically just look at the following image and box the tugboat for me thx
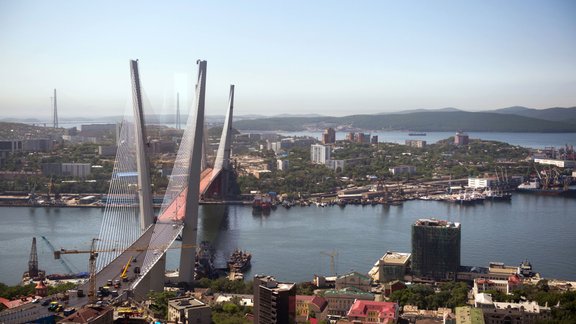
[227,249,251,273]
[252,194,272,211]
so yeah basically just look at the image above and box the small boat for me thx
[252,194,272,211]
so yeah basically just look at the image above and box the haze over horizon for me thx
[1,1,575,119]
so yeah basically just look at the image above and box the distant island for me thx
[232,106,576,132]
[2,106,575,133]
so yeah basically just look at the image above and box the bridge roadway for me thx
[0,223,184,323]
[199,167,217,197]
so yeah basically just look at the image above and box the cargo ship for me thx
[517,179,576,196]
[228,249,251,272]
[517,166,575,196]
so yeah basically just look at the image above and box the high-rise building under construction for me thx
[411,218,461,280]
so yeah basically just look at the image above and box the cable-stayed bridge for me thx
[83,59,235,299]
[0,60,230,323]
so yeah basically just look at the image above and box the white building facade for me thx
[311,144,331,164]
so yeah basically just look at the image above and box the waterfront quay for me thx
[0,176,487,209]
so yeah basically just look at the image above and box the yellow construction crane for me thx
[54,239,195,303]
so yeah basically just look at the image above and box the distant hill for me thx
[0,122,64,139]
[383,107,463,115]
[491,106,576,123]
[233,110,576,132]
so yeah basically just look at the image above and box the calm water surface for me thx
[1,193,574,285]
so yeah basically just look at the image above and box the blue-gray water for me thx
[279,131,576,149]
[1,193,574,285]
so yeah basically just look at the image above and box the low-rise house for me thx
[482,301,552,324]
[473,274,522,296]
[324,287,374,317]
[347,300,399,323]
[335,271,372,292]
[369,251,411,283]
[389,165,416,176]
[167,296,211,324]
[296,295,328,322]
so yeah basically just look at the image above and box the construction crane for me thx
[120,256,133,280]
[41,236,77,274]
[54,239,195,303]
[320,250,338,276]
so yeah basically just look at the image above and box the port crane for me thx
[320,250,338,276]
[54,239,195,303]
[41,236,78,274]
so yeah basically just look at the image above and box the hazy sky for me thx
[1,0,575,118]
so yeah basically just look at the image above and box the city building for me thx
[0,140,22,166]
[401,305,455,323]
[389,165,416,176]
[296,295,328,323]
[22,139,53,152]
[59,306,113,324]
[277,159,289,171]
[324,159,345,171]
[477,299,552,323]
[371,135,379,144]
[167,296,211,324]
[61,134,98,144]
[468,177,498,189]
[458,260,538,284]
[354,132,371,144]
[335,271,372,291]
[311,144,331,164]
[411,218,461,280]
[455,131,469,146]
[455,306,485,324]
[534,158,576,168]
[79,124,116,138]
[98,145,117,156]
[405,139,427,148]
[322,127,336,144]
[346,132,355,142]
[324,287,374,317]
[382,280,407,297]
[347,300,399,323]
[368,251,411,283]
[473,274,522,296]
[267,141,282,152]
[41,163,92,178]
[253,275,296,324]
[62,163,92,178]
[149,139,176,154]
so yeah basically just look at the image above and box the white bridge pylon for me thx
[93,59,209,296]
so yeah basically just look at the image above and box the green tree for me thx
[147,290,177,319]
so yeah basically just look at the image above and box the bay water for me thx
[1,193,574,286]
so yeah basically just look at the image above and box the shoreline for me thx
[0,200,252,209]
